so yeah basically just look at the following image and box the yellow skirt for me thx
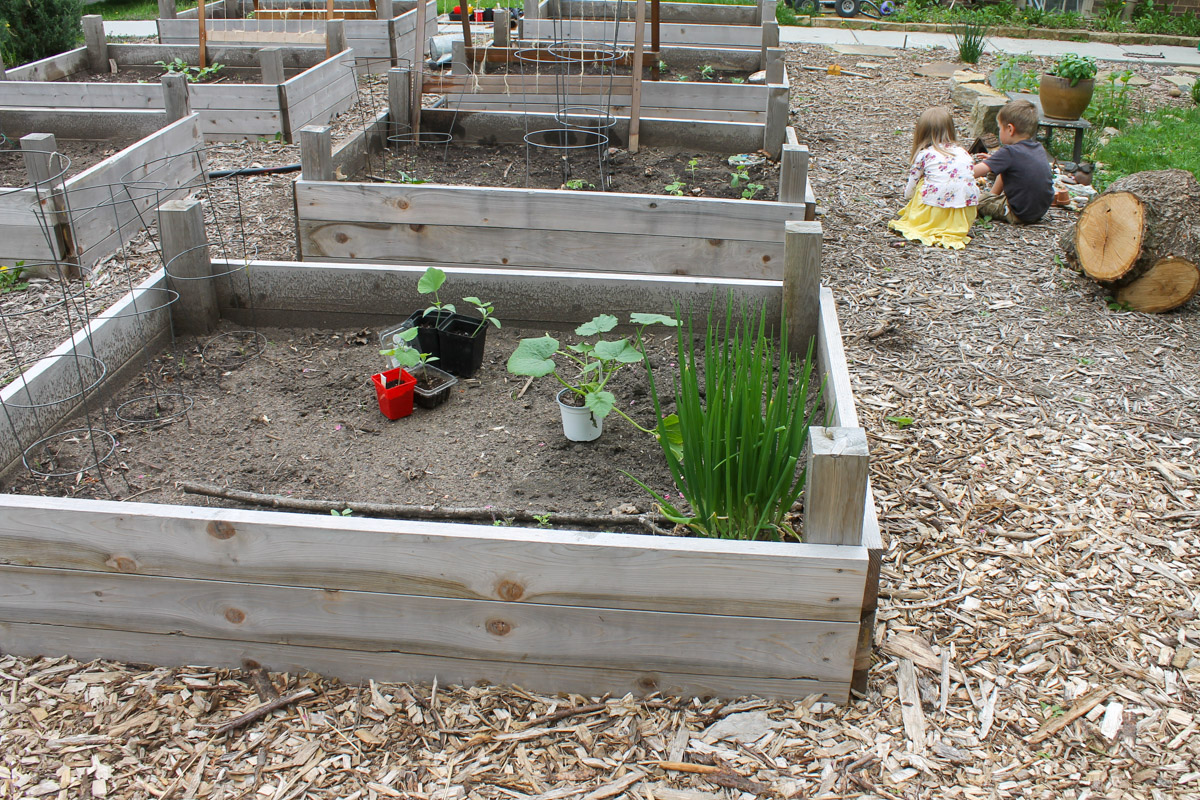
[888,190,978,250]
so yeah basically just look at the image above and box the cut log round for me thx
[1116,257,1200,314]
[1063,169,1200,313]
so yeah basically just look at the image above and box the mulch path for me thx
[1,42,1198,800]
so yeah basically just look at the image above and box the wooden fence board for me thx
[0,620,849,701]
[0,495,867,622]
[295,182,804,242]
[445,100,758,124]
[0,564,857,680]
[556,0,758,24]
[299,221,785,279]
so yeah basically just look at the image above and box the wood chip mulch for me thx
[3,44,1200,799]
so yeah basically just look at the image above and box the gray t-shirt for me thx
[985,138,1053,223]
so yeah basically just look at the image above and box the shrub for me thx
[0,0,83,68]
[1192,77,1200,106]
[953,15,989,64]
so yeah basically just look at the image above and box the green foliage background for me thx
[0,0,84,68]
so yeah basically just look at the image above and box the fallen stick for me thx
[799,64,872,78]
[1027,687,1112,745]
[524,702,609,728]
[655,763,772,796]
[181,481,674,535]
[214,688,315,736]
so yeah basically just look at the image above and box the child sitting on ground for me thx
[888,107,980,250]
[972,99,1054,224]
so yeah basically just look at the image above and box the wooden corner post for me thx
[158,0,178,19]
[628,0,647,153]
[83,15,109,74]
[20,133,75,270]
[388,67,413,134]
[782,220,821,356]
[780,143,809,206]
[161,74,191,123]
[804,427,869,546]
[299,126,334,181]
[327,19,347,58]
[159,199,219,336]
[259,47,285,85]
[377,0,395,19]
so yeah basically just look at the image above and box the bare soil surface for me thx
[0,322,680,524]
[368,142,779,199]
[2,41,1199,800]
[80,65,279,85]
[0,138,138,187]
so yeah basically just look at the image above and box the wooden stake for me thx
[198,1,207,69]
[460,0,473,57]
[327,0,334,20]
[628,0,646,153]
[411,0,426,134]
[650,0,659,80]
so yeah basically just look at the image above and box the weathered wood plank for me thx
[818,286,858,428]
[0,82,162,110]
[804,427,869,547]
[522,19,761,48]
[5,47,89,82]
[295,182,805,241]
[0,494,867,621]
[446,101,759,125]
[426,77,767,113]
[0,619,850,701]
[555,0,758,24]
[0,564,858,680]
[298,221,785,279]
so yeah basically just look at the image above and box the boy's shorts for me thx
[977,192,1023,224]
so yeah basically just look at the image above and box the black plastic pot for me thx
[411,363,459,409]
[383,309,453,361]
[436,313,489,377]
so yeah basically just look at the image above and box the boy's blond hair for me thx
[997,100,1039,138]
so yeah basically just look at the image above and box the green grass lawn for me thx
[89,0,198,20]
[1094,106,1200,189]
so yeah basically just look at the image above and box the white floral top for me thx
[903,144,980,209]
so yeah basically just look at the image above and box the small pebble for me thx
[1168,86,1182,97]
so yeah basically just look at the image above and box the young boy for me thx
[972,100,1053,224]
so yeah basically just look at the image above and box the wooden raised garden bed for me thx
[0,216,881,700]
[159,0,438,74]
[0,42,356,143]
[0,114,203,267]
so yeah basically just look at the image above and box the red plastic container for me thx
[372,368,417,420]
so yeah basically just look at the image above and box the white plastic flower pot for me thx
[557,388,603,442]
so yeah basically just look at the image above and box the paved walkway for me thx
[779,24,1200,67]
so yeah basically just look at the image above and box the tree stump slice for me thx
[1063,169,1200,313]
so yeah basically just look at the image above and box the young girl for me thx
[888,107,979,250]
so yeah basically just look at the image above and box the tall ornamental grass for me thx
[633,300,823,542]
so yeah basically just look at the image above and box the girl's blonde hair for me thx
[910,107,958,164]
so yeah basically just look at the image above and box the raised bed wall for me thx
[552,0,760,24]
[0,114,204,266]
[158,1,439,74]
[0,49,356,143]
[0,250,880,701]
[294,181,808,275]
[4,47,90,82]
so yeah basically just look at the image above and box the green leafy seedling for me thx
[418,267,454,317]
[886,416,915,428]
[330,508,353,517]
[665,179,686,196]
[741,182,764,200]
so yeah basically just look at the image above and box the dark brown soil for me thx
[367,143,779,200]
[1,322,683,527]
[0,139,138,188]
[81,65,274,85]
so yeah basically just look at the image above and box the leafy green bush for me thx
[633,300,822,542]
[1192,77,1200,106]
[1094,107,1200,189]
[0,0,83,68]
[992,55,1039,94]
[1086,70,1136,130]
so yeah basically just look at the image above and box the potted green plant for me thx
[1040,53,1097,121]
[380,327,458,409]
[506,313,677,442]
[371,367,417,420]
[382,268,500,378]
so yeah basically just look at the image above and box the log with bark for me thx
[1061,169,1200,313]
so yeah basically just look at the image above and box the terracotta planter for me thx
[1039,74,1094,121]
